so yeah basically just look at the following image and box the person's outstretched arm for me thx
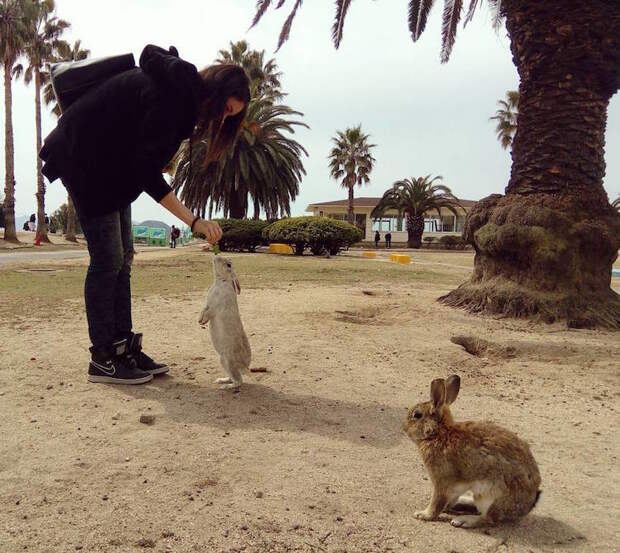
[159,191,222,244]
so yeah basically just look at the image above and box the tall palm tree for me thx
[172,95,307,220]
[328,125,376,225]
[15,0,68,242]
[371,176,461,248]
[490,90,519,150]
[216,40,283,100]
[1,0,31,242]
[252,0,620,328]
[42,39,89,241]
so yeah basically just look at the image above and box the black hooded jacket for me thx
[40,45,202,216]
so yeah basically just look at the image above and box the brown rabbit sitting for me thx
[403,375,541,528]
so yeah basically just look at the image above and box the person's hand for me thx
[193,219,222,244]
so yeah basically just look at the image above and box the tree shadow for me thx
[119,378,406,449]
[474,515,587,550]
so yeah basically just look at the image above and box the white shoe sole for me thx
[88,374,153,385]
[149,366,169,376]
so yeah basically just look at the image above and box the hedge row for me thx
[212,217,362,255]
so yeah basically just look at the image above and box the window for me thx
[456,216,466,232]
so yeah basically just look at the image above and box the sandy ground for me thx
[1,249,619,553]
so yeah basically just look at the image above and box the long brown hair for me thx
[194,64,251,165]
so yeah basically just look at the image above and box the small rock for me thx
[75,546,83,550]
[240,525,248,531]
[140,414,155,425]
[111,413,120,421]
[255,490,264,498]
[46,385,53,390]
[125,457,130,462]
[30,357,36,361]
[136,537,156,548]
[102,495,108,501]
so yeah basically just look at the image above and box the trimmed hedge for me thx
[215,219,269,252]
[439,234,466,250]
[263,216,362,256]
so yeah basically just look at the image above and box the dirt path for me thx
[0,254,618,552]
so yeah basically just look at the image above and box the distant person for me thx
[374,231,381,248]
[23,221,30,231]
[45,214,50,226]
[28,213,36,232]
[170,224,181,248]
[385,232,392,249]
[40,44,249,384]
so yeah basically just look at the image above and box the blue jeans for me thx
[77,205,134,348]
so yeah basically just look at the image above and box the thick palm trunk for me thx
[65,194,77,242]
[2,60,18,242]
[406,213,424,249]
[34,67,50,243]
[228,188,247,219]
[347,185,354,224]
[441,0,620,328]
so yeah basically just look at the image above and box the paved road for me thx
[0,249,89,267]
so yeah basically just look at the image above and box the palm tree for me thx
[1,0,31,242]
[216,40,283,100]
[15,0,68,242]
[172,95,308,220]
[490,90,519,150]
[371,176,461,248]
[252,0,620,328]
[42,39,89,241]
[328,125,376,225]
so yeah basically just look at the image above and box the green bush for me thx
[439,234,466,250]
[215,219,269,252]
[423,236,435,243]
[263,216,362,256]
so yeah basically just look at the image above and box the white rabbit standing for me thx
[199,256,251,390]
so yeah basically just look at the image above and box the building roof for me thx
[307,197,477,210]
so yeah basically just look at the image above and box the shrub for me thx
[423,236,435,243]
[439,234,466,250]
[263,216,362,256]
[215,219,269,252]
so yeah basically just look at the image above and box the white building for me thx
[306,197,476,241]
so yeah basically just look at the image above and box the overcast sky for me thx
[1,0,619,226]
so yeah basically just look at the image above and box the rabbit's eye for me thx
[413,411,422,420]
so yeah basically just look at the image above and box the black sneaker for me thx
[127,333,169,376]
[88,340,153,384]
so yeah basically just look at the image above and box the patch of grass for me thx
[0,252,467,322]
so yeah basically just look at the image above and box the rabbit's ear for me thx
[430,378,446,411]
[445,375,461,405]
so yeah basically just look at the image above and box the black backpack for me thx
[50,53,136,113]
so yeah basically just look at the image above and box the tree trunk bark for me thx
[2,60,18,242]
[228,188,246,219]
[406,213,424,249]
[253,196,260,220]
[440,0,620,328]
[34,67,50,243]
[347,184,354,224]
[65,194,77,242]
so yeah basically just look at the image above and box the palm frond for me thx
[440,0,463,64]
[409,0,435,42]
[250,0,274,29]
[332,0,352,49]
[276,0,303,51]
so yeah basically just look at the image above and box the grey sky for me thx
[2,0,619,226]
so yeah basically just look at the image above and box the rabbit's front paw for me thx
[451,515,484,528]
[414,509,435,521]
